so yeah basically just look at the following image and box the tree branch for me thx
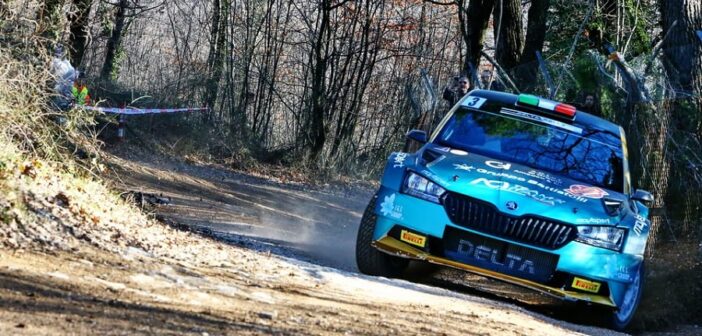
[480,50,520,92]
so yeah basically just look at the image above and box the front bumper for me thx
[373,236,616,307]
[371,188,643,309]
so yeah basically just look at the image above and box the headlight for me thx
[402,172,446,203]
[576,226,625,251]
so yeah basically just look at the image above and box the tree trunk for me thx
[494,0,524,73]
[517,0,549,92]
[305,0,331,164]
[659,0,702,242]
[458,0,495,78]
[100,0,128,80]
[661,0,702,96]
[204,0,229,122]
[68,0,92,66]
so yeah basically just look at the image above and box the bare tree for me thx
[100,0,129,80]
[516,0,550,91]
[68,0,92,66]
[204,0,229,122]
[660,0,702,97]
[458,0,495,78]
[493,0,523,71]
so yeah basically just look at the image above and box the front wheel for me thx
[606,262,645,331]
[355,195,408,277]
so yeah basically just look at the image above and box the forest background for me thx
[1,0,701,329]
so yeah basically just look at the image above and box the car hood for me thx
[416,145,624,226]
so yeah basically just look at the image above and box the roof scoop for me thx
[602,197,623,216]
[421,149,443,165]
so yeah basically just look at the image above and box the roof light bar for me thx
[517,94,539,106]
[517,94,576,119]
[538,100,557,111]
[554,103,576,117]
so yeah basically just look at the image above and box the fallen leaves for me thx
[19,159,41,179]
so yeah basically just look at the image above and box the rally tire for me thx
[604,262,645,331]
[355,195,409,277]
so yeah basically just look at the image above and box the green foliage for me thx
[98,1,114,37]
[110,46,126,81]
[545,1,592,62]
[572,56,598,94]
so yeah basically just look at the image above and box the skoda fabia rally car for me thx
[355,90,653,330]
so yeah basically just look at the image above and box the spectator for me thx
[50,44,77,111]
[443,75,470,106]
[72,72,91,106]
[480,69,505,91]
[579,93,601,116]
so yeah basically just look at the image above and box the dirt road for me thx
[110,149,373,272]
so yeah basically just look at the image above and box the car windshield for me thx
[435,107,624,192]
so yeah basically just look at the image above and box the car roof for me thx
[468,89,623,137]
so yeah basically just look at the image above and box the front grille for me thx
[443,192,576,249]
[443,227,559,283]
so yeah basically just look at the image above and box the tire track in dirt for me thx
[110,152,372,272]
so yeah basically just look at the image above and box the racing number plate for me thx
[462,96,487,109]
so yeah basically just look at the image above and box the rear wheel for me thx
[355,195,409,277]
[605,262,645,331]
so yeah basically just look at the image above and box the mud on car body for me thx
[355,90,654,331]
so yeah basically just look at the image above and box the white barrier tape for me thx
[82,106,208,115]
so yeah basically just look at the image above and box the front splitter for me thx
[372,236,616,308]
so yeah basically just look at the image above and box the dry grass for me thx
[0,10,152,252]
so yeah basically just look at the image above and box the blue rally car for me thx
[355,90,653,330]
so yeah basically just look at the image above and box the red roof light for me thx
[554,103,576,118]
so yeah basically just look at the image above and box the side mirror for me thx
[406,130,428,144]
[631,189,654,203]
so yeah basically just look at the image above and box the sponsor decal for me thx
[572,277,601,293]
[462,96,487,109]
[485,160,511,170]
[633,214,649,236]
[528,180,587,203]
[453,163,475,172]
[505,201,518,211]
[615,265,633,281]
[477,168,526,182]
[565,184,609,199]
[616,272,633,282]
[463,166,586,203]
[514,169,563,186]
[575,217,611,225]
[380,193,403,219]
[469,178,565,206]
[400,230,426,248]
[500,108,583,134]
[456,239,535,274]
[393,152,408,168]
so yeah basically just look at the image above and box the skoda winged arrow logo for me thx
[506,201,518,211]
